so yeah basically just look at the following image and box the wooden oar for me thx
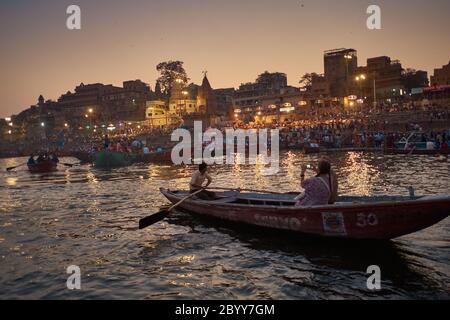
[208,186,283,195]
[59,162,77,167]
[6,163,26,171]
[139,188,205,230]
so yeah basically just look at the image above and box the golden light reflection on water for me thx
[5,177,18,186]
[178,255,195,264]
[86,172,98,184]
[342,152,379,196]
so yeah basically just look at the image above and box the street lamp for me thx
[355,74,366,98]
[182,91,189,114]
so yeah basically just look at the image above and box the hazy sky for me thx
[1,0,449,117]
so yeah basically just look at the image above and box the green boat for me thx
[93,150,136,168]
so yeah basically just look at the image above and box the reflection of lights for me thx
[6,177,18,185]
[349,101,355,107]
[8,122,13,126]
[257,111,262,116]
[85,114,89,118]
[234,114,239,118]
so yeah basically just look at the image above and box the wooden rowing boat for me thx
[28,161,57,173]
[160,188,450,240]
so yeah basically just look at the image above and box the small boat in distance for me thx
[93,150,135,168]
[160,188,450,240]
[28,160,57,173]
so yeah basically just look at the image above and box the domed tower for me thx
[196,72,217,115]
[38,95,45,106]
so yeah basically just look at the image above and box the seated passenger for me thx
[295,160,338,206]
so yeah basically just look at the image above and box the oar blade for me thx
[139,210,170,229]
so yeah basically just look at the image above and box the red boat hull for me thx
[160,189,450,240]
[28,161,58,173]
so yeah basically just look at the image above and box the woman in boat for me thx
[295,160,338,206]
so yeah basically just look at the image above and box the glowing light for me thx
[5,117,11,122]
[88,108,93,113]
[41,122,45,127]
[8,130,12,134]
[64,123,68,127]
[280,106,295,112]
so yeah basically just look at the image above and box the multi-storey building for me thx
[353,56,405,102]
[431,61,450,86]
[324,48,358,98]
[233,72,289,112]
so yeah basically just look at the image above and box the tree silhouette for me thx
[156,61,190,96]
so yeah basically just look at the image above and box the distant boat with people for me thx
[27,160,58,173]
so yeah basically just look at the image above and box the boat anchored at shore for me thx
[160,188,450,240]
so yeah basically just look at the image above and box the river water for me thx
[0,151,449,300]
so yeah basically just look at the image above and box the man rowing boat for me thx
[190,163,216,200]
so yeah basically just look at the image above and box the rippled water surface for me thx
[0,151,449,299]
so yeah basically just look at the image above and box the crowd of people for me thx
[1,103,449,158]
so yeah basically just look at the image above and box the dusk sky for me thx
[0,0,449,118]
